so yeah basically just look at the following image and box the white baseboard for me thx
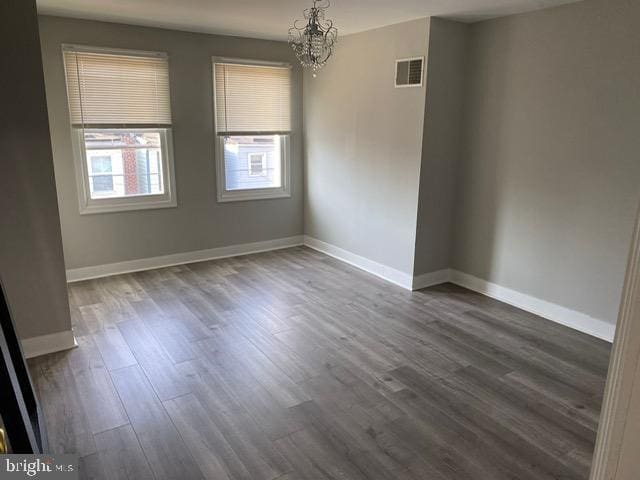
[412,269,451,290]
[64,233,615,342]
[303,236,415,289]
[21,329,77,359]
[66,235,305,282]
[449,270,615,342]
[302,238,614,341]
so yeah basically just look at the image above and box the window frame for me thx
[62,44,177,215]
[212,57,292,203]
[71,127,177,214]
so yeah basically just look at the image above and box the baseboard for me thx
[449,270,615,342]
[303,236,451,291]
[303,236,415,289]
[21,329,78,359]
[66,235,304,282]
[64,233,615,342]
[412,269,452,290]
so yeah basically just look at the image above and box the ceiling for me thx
[37,0,582,41]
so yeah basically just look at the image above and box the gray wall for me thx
[452,0,640,325]
[37,1,640,331]
[0,2,72,338]
[304,19,430,275]
[413,18,469,276]
[38,16,303,270]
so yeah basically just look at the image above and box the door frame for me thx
[0,278,47,453]
[590,205,640,479]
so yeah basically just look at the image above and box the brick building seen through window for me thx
[84,131,163,199]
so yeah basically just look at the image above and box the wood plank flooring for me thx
[28,246,611,480]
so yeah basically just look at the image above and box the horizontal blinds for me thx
[63,49,171,127]
[214,62,291,135]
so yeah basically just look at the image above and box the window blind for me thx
[213,61,291,136]
[63,47,171,128]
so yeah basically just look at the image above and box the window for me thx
[213,58,292,202]
[84,131,164,198]
[63,45,176,214]
[90,155,114,193]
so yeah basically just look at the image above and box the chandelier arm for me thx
[320,18,333,32]
[315,0,331,10]
[323,48,334,63]
[292,18,307,31]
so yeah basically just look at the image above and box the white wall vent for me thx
[395,57,424,88]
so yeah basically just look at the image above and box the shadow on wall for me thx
[452,19,517,283]
[451,0,640,329]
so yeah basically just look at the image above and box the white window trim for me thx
[247,152,268,177]
[215,135,291,203]
[212,56,292,203]
[72,128,177,214]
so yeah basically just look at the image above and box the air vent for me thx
[395,57,424,88]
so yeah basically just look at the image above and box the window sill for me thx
[79,196,177,215]
[217,189,291,203]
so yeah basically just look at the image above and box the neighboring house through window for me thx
[248,152,267,177]
[89,155,114,194]
[63,45,176,214]
[213,58,291,202]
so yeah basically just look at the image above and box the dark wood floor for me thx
[28,246,611,480]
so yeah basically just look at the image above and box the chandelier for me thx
[288,0,338,77]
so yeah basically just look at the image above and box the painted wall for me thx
[413,18,469,276]
[38,16,303,270]
[304,19,430,275]
[452,0,640,326]
[0,1,72,339]
[37,1,640,335]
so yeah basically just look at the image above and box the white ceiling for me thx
[37,0,582,41]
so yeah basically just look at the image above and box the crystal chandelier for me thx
[288,0,338,77]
